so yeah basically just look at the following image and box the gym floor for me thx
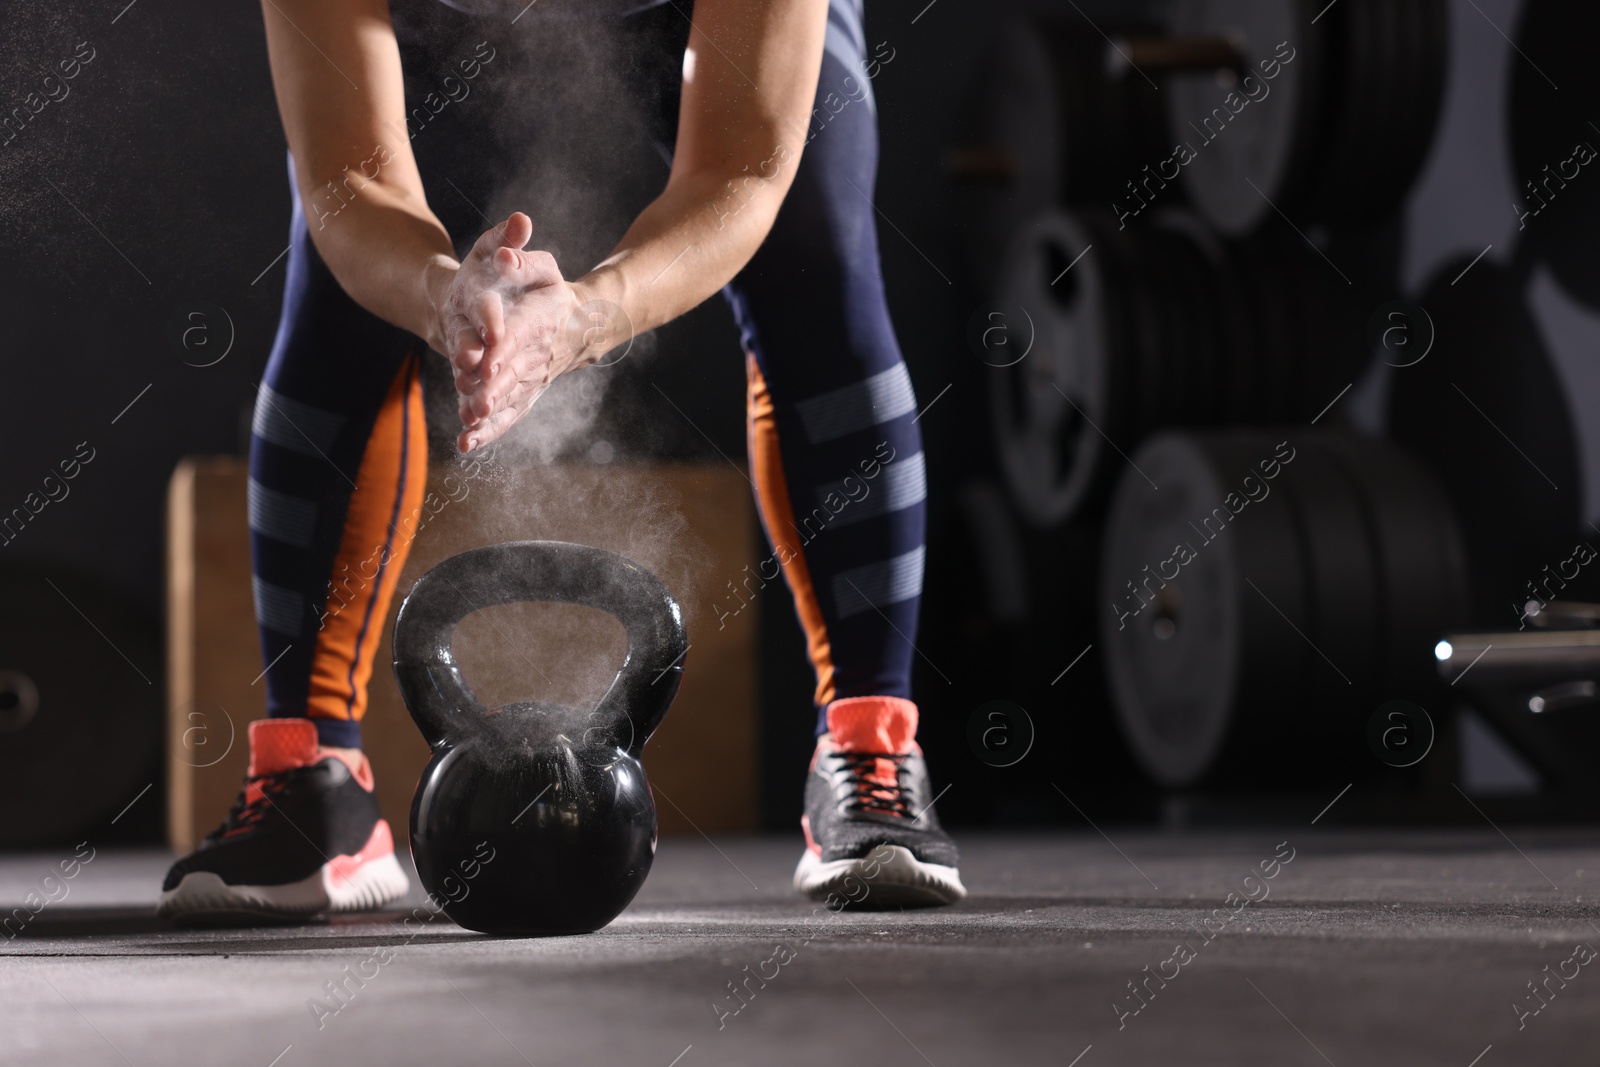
[7,828,1599,1065]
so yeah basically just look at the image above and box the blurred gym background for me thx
[1,0,1597,848]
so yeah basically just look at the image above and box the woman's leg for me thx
[723,0,925,732]
[160,166,427,921]
[250,165,429,748]
[722,0,964,906]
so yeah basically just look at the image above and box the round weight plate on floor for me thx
[951,16,1168,288]
[1510,0,1600,309]
[990,211,1134,527]
[1388,258,1580,624]
[0,565,162,845]
[1166,0,1323,236]
[1099,430,1308,786]
[1326,434,1471,695]
[1273,438,1385,697]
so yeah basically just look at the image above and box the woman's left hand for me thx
[442,211,595,453]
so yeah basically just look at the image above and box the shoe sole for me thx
[794,845,967,908]
[159,835,409,925]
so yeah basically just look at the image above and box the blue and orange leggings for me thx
[250,0,926,747]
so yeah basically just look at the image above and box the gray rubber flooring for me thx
[5,829,1600,1065]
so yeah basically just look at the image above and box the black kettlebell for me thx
[392,540,687,935]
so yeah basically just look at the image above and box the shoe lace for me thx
[838,751,913,819]
[206,770,293,840]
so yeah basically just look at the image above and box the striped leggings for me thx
[249,0,927,747]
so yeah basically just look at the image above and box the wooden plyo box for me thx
[166,456,760,851]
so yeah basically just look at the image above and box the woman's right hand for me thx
[435,212,597,453]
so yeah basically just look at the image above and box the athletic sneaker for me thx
[159,718,409,923]
[795,696,966,908]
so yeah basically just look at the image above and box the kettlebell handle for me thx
[391,541,687,752]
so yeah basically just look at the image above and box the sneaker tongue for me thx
[826,697,918,754]
[248,719,321,776]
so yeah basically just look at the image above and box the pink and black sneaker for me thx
[795,697,966,907]
[159,719,409,923]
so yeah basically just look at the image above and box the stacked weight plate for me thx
[950,14,1170,288]
[1164,0,1448,235]
[989,208,1368,527]
[1387,259,1582,624]
[1099,429,1468,787]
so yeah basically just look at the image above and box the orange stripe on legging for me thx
[747,353,837,707]
[307,353,428,725]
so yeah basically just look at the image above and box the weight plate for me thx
[990,211,1132,527]
[1268,229,1309,418]
[1273,436,1385,698]
[1283,233,1354,418]
[1196,434,1312,707]
[1152,225,1205,431]
[1046,16,1170,205]
[953,21,1059,288]
[1167,0,1323,235]
[1113,221,1168,439]
[1301,0,1379,221]
[1101,434,1239,786]
[1125,225,1184,434]
[1100,430,1308,786]
[1388,258,1580,625]
[1209,230,1262,422]
[1509,0,1600,308]
[0,565,162,844]
[1230,226,1299,418]
[1103,428,1467,787]
[1325,434,1470,696]
[1154,210,1232,426]
[952,15,1168,288]
[1309,232,1391,420]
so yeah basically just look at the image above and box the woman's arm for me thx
[259,0,457,354]
[452,0,829,451]
[583,0,828,332]
[260,0,828,452]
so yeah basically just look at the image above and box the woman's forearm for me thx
[294,164,459,354]
[571,139,802,357]
[567,0,826,355]
[260,0,458,354]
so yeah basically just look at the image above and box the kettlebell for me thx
[392,540,687,935]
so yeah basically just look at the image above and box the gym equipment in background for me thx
[1099,429,1468,787]
[950,0,1449,276]
[949,12,1169,287]
[394,541,687,936]
[1387,258,1581,625]
[1161,0,1447,235]
[989,207,1368,527]
[0,564,162,845]
[1438,601,1600,807]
